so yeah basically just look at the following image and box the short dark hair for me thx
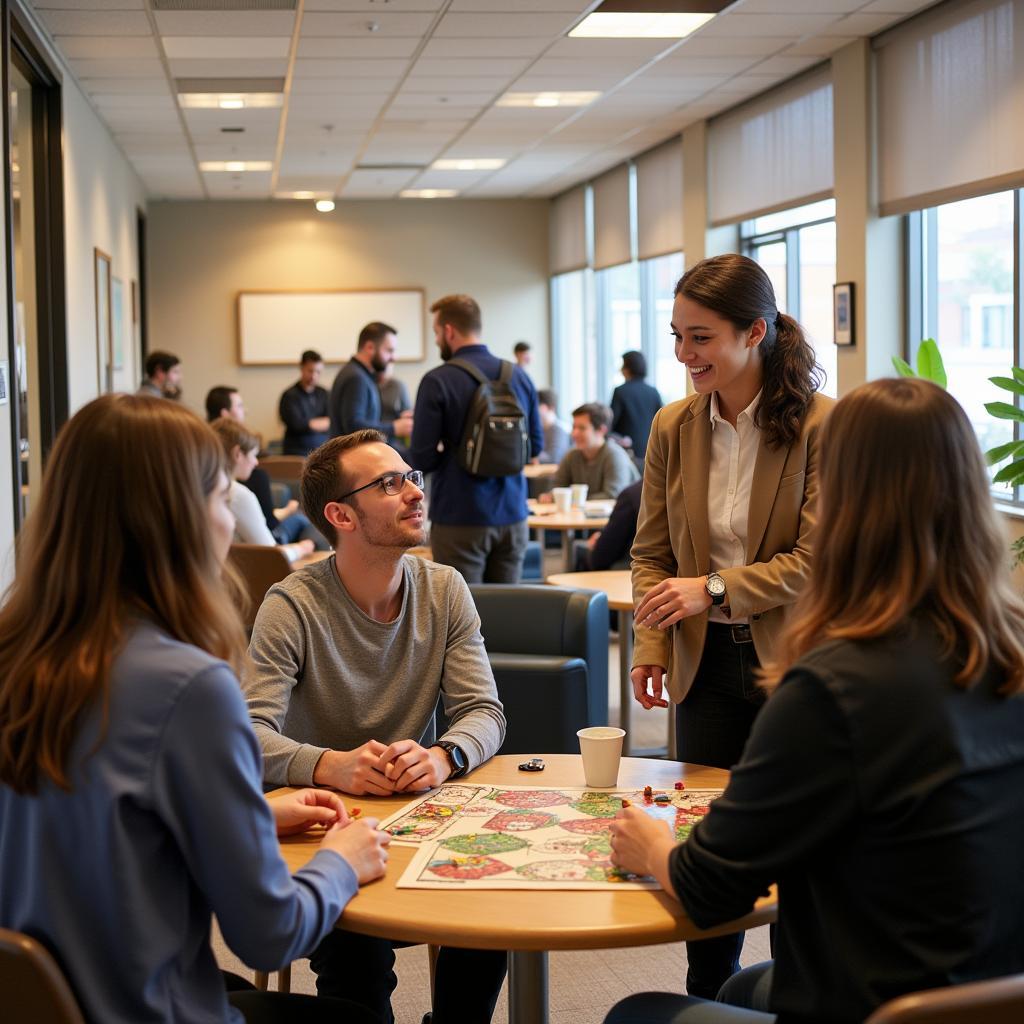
[622,350,647,378]
[572,403,611,432]
[357,322,397,349]
[513,341,530,355]
[205,386,238,423]
[430,294,482,337]
[301,429,389,543]
[145,351,179,378]
[537,388,557,409]
[301,349,323,365]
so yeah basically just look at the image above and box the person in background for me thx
[279,349,330,456]
[610,350,663,461]
[410,294,544,584]
[537,388,570,465]
[630,253,832,1000]
[211,418,315,564]
[377,361,412,425]
[583,477,643,571]
[0,394,389,1024]
[513,340,531,369]
[137,350,181,400]
[607,378,1024,1024]
[541,402,639,502]
[330,321,413,443]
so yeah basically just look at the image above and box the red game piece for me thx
[621,798,631,808]
[349,807,362,819]
[643,785,653,799]
[674,781,685,791]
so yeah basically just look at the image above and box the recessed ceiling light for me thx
[179,93,283,110]
[570,1,722,38]
[315,199,336,213]
[496,91,601,109]
[200,161,273,172]
[400,189,458,199]
[431,159,506,171]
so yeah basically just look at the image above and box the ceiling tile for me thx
[277,174,343,191]
[527,56,653,77]
[752,54,827,74]
[411,57,531,77]
[737,0,861,12]
[294,58,411,78]
[858,0,934,12]
[56,36,157,58]
[36,9,150,34]
[410,168,491,189]
[290,78,394,95]
[419,37,551,59]
[300,12,436,36]
[433,12,578,37]
[194,141,276,160]
[182,107,283,129]
[304,0,444,10]
[833,12,907,33]
[784,35,858,57]
[34,0,144,8]
[643,54,762,76]
[392,91,488,107]
[288,94,388,116]
[82,76,169,93]
[297,37,420,58]
[449,0,590,10]
[69,58,164,77]
[402,75,513,93]
[278,152,358,175]
[360,139,442,162]
[154,12,296,36]
[698,14,842,37]
[545,37,680,59]
[93,92,177,111]
[167,58,289,77]
[163,37,292,59]
[117,133,190,152]
[674,35,788,57]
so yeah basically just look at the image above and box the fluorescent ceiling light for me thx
[274,190,333,200]
[200,161,273,172]
[315,200,336,213]
[496,91,601,109]
[571,10,715,38]
[179,93,283,110]
[432,158,506,171]
[400,189,458,199]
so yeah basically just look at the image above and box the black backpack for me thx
[448,358,529,477]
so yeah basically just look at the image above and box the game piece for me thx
[653,794,670,804]
[518,758,545,772]
[643,785,653,800]
[349,807,362,819]
[621,798,631,808]
[675,781,685,790]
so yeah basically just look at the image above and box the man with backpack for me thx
[410,294,544,583]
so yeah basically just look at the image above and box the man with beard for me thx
[329,322,414,443]
[242,429,508,1024]
[410,294,543,583]
[136,350,182,399]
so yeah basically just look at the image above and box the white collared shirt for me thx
[706,390,762,624]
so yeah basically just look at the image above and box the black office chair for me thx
[462,584,609,754]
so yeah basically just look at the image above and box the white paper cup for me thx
[552,487,573,514]
[577,726,626,787]
[570,483,589,508]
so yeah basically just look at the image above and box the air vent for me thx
[176,78,285,94]
[155,0,295,10]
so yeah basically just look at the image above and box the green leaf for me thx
[985,440,1024,465]
[985,401,1024,422]
[992,460,1024,485]
[891,356,916,378]
[989,376,1024,396]
[915,338,947,388]
[1012,367,1024,386]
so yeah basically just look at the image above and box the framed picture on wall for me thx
[833,282,855,347]
[94,248,112,392]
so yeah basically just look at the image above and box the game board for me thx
[378,782,722,891]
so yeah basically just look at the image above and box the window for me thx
[641,251,686,402]
[551,269,596,419]
[596,261,641,402]
[742,199,837,398]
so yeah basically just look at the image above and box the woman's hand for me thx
[630,665,670,710]
[320,818,391,884]
[635,577,711,630]
[609,806,676,880]
[269,788,348,837]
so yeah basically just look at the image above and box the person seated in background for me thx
[137,349,182,400]
[243,429,508,1024]
[377,361,412,425]
[610,350,662,460]
[579,477,642,571]
[537,387,570,465]
[211,418,315,564]
[513,340,532,369]
[606,378,1024,1024]
[541,402,640,502]
[0,394,389,1024]
[279,349,331,455]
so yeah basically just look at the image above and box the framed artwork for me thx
[833,282,855,347]
[94,248,112,392]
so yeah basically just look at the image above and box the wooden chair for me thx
[228,544,293,630]
[0,928,86,1024]
[258,455,306,485]
[865,973,1024,1024]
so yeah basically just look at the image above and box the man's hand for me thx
[393,412,414,439]
[609,806,676,880]
[630,665,670,710]
[319,818,391,884]
[313,740,396,795]
[377,740,450,792]
[269,788,348,837]
[586,530,601,550]
[635,577,712,630]
[538,492,554,504]
[310,416,330,433]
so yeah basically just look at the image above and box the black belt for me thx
[708,621,753,644]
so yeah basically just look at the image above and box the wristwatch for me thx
[705,572,727,606]
[432,741,468,779]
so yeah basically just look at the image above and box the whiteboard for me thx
[237,290,425,365]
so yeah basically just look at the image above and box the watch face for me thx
[707,575,726,597]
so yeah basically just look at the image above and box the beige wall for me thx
[146,199,551,442]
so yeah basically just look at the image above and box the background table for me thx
[276,754,775,1024]
[523,463,558,479]
[527,502,610,571]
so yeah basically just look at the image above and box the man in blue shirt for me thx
[411,294,544,583]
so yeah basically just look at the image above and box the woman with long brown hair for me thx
[0,395,389,1023]
[630,253,833,995]
[607,378,1024,1023]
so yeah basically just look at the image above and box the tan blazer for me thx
[631,391,834,704]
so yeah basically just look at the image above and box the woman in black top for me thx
[606,378,1024,1024]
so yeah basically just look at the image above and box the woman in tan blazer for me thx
[630,253,833,999]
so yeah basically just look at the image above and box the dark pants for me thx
[677,623,766,999]
[429,520,528,584]
[309,930,507,1024]
[222,971,380,1023]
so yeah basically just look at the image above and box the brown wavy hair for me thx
[0,395,248,793]
[675,253,823,448]
[762,377,1024,694]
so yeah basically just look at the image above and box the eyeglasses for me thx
[335,469,424,503]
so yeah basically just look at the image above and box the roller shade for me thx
[876,0,1024,216]
[636,137,684,261]
[550,186,588,276]
[707,65,833,226]
[592,164,632,270]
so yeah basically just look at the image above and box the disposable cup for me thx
[577,726,625,787]
[552,487,573,514]
[570,483,589,508]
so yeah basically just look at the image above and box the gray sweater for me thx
[243,554,506,786]
[552,441,640,499]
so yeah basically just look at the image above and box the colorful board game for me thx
[378,782,722,891]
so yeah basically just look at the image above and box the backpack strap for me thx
[496,360,514,384]
[447,357,490,387]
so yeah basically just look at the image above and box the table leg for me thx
[508,950,549,1024]
[561,529,575,572]
[618,608,633,755]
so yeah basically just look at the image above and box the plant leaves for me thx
[891,356,916,378]
[1012,367,1024,386]
[916,338,947,388]
[992,460,1024,485]
[989,376,1024,396]
[985,440,1024,465]
[985,401,1024,422]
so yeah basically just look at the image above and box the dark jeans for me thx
[429,520,528,584]
[309,930,507,1024]
[273,511,330,550]
[677,623,766,999]
[222,971,380,1023]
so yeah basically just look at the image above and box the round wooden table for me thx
[276,755,775,1024]
[527,503,611,571]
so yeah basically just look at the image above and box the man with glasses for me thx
[242,429,507,1024]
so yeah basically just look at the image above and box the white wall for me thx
[146,199,551,442]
